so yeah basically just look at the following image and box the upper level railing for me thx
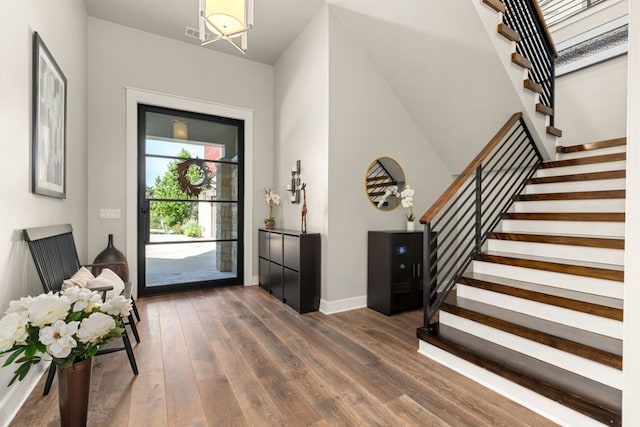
[503,0,557,125]
[539,0,609,27]
[419,113,543,331]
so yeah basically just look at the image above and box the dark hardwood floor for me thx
[10,286,556,426]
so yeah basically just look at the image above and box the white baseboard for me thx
[417,340,607,427]
[319,295,367,314]
[0,363,47,427]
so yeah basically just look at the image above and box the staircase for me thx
[418,138,626,426]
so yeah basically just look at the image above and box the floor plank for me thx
[10,286,557,426]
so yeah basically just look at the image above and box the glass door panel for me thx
[138,104,243,295]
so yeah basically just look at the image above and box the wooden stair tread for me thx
[528,169,626,184]
[524,79,543,94]
[514,190,625,201]
[482,0,505,13]
[546,126,563,137]
[366,182,395,189]
[540,152,626,168]
[417,329,622,426]
[501,212,625,222]
[459,272,623,320]
[497,23,520,42]
[556,137,626,154]
[535,103,553,116]
[474,251,624,282]
[441,296,622,363]
[489,231,624,249]
[366,175,390,182]
[511,52,532,69]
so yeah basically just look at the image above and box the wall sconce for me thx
[286,160,302,203]
[173,120,188,139]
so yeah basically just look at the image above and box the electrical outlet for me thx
[100,208,121,219]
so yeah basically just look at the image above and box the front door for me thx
[137,104,244,295]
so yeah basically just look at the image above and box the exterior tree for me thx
[149,149,198,230]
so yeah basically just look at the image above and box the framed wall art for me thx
[32,31,67,198]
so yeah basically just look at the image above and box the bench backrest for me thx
[23,224,82,293]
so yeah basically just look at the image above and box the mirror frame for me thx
[365,156,406,211]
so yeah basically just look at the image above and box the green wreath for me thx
[175,158,212,197]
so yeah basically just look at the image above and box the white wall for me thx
[88,18,274,290]
[623,2,639,425]
[551,0,629,44]
[274,7,330,300]
[325,10,452,306]
[0,1,88,424]
[555,55,628,146]
[274,7,452,311]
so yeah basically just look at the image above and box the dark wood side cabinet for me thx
[258,229,320,313]
[367,230,423,315]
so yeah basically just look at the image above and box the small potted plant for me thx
[400,185,416,230]
[264,187,280,229]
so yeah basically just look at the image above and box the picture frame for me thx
[32,31,67,199]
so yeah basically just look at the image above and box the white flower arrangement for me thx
[0,288,132,386]
[400,184,415,222]
[377,184,415,222]
[264,187,281,221]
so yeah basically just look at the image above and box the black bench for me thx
[23,224,139,395]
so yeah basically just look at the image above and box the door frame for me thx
[125,88,255,298]
[137,103,245,295]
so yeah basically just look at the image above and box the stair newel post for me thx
[423,222,437,334]
[475,166,483,251]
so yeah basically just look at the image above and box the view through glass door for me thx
[137,104,244,295]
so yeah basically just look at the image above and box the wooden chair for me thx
[23,224,139,396]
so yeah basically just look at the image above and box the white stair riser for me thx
[440,312,622,389]
[487,239,624,265]
[472,260,623,299]
[418,341,608,427]
[523,178,626,194]
[534,160,626,178]
[512,199,625,213]
[456,284,623,339]
[499,220,624,238]
[556,145,626,161]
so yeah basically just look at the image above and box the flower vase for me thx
[58,357,93,427]
[406,220,415,232]
[265,219,276,229]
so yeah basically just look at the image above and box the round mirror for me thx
[365,157,406,211]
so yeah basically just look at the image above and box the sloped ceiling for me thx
[327,0,525,173]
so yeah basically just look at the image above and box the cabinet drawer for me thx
[283,234,300,271]
[283,267,300,312]
[269,233,283,265]
[259,257,270,292]
[259,230,269,258]
[270,262,283,300]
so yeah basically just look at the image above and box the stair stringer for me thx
[470,0,557,159]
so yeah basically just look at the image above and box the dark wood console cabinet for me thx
[258,229,320,313]
[367,230,423,315]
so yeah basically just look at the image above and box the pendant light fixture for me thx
[199,0,254,54]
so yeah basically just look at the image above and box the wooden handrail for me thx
[531,0,557,57]
[420,112,523,224]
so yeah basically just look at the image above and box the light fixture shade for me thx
[173,120,188,140]
[204,0,246,37]
[199,0,253,53]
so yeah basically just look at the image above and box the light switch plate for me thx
[100,208,121,219]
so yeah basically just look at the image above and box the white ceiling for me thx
[85,0,326,65]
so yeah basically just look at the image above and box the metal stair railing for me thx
[419,113,543,332]
[503,0,557,126]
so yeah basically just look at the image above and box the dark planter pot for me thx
[58,357,93,427]
[93,234,129,282]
